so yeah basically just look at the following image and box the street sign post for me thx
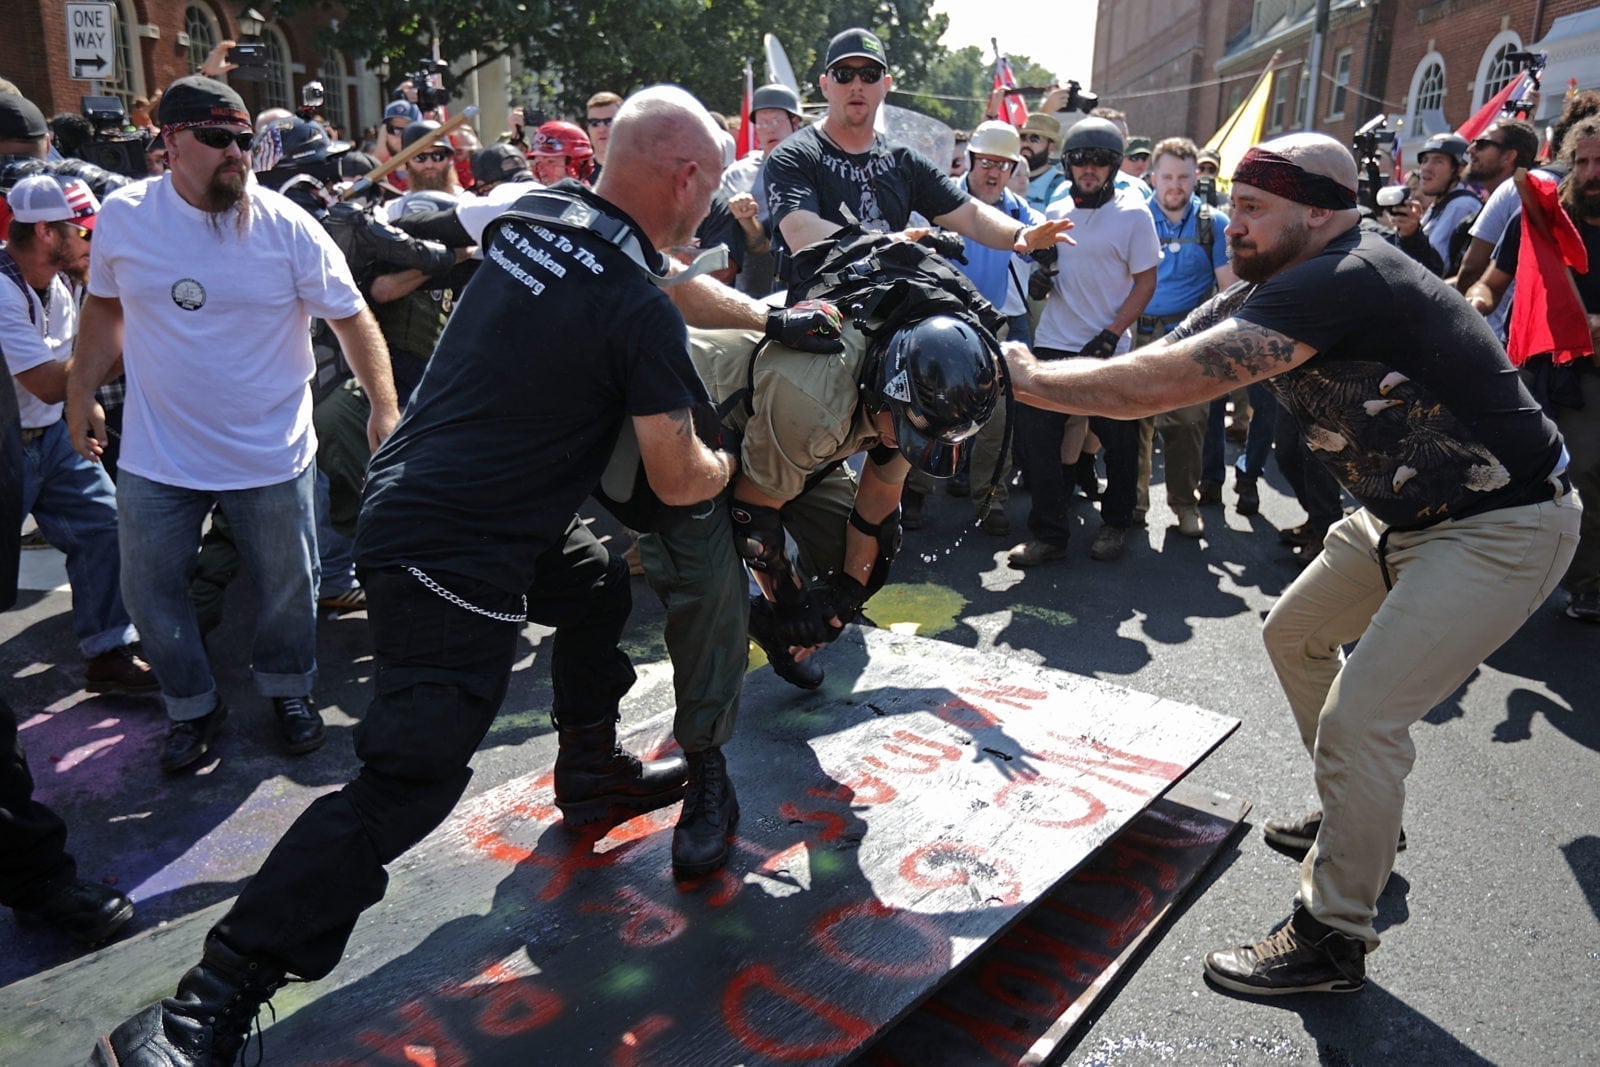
[66,2,116,82]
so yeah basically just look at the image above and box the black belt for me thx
[19,426,47,443]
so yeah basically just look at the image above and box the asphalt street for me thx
[2,453,1596,1066]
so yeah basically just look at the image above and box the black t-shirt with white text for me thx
[764,124,967,267]
[355,184,708,594]
[1229,228,1561,527]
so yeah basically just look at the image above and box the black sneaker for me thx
[1566,589,1600,622]
[160,701,228,774]
[273,696,326,755]
[1262,809,1406,860]
[1203,907,1366,996]
[12,879,134,945]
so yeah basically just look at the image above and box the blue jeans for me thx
[117,467,319,721]
[19,421,136,657]
[314,467,357,596]
[1202,382,1278,483]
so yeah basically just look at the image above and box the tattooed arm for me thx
[634,407,737,505]
[1007,318,1315,419]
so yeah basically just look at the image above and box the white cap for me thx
[7,174,100,228]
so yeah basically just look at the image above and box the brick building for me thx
[0,1,546,145]
[1093,0,1600,160]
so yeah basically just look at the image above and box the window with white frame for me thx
[1414,57,1445,115]
[259,25,294,112]
[1269,68,1292,131]
[1328,48,1353,118]
[318,47,347,133]
[185,4,220,73]
[1475,33,1523,109]
[103,0,144,108]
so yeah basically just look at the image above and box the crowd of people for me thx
[0,24,1595,1064]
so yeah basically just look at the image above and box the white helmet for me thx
[967,120,1023,165]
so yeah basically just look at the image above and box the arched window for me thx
[318,47,347,133]
[1475,33,1524,109]
[261,25,294,112]
[1414,58,1445,114]
[185,4,220,74]
[103,0,146,109]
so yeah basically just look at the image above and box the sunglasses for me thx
[384,122,406,135]
[828,65,885,84]
[1021,133,1049,144]
[1471,137,1506,151]
[586,116,614,128]
[412,149,453,163]
[973,157,1015,171]
[189,128,253,152]
[1066,148,1119,168]
[75,226,92,240]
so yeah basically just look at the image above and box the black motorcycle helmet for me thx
[874,315,999,478]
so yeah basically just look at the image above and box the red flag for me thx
[1507,171,1593,367]
[736,61,756,159]
[993,57,1027,127]
[1391,132,1405,185]
[1455,72,1529,142]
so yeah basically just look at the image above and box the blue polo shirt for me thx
[952,182,1044,308]
[1145,195,1230,318]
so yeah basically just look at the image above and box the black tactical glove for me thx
[765,300,846,353]
[817,572,870,642]
[916,230,968,264]
[770,578,835,647]
[1029,244,1059,268]
[1028,267,1056,301]
[1080,329,1120,359]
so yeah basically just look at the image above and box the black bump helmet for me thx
[1063,116,1124,157]
[876,315,999,478]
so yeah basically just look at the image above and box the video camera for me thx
[296,80,325,122]
[77,95,149,180]
[1350,113,1398,213]
[1501,51,1546,119]
[406,61,451,112]
[1008,79,1099,115]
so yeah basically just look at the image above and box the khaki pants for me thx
[1262,494,1579,949]
[1131,324,1207,519]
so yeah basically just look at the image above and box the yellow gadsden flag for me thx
[1205,54,1279,195]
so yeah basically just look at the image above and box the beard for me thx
[1570,181,1600,220]
[200,162,250,236]
[1228,219,1312,282]
[1021,146,1049,172]
[49,243,88,287]
[408,165,455,192]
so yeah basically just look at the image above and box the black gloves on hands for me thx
[916,231,968,264]
[1028,268,1056,301]
[1080,329,1120,359]
[765,300,845,353]
[770,578,836,648]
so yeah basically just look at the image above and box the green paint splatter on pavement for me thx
[860,582,968,637]
[1014,603,1077,627]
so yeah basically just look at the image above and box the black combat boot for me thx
[747,596,824,690]
[90,938,285,1066]
[553,719,689,825]
[672,747,739,878]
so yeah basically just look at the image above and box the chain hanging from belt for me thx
[405,566,528,623]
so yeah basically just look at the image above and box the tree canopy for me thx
[283,0,1063,123]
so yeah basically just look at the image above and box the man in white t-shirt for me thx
[1011,116,1159,567]
[0,175,154,693]
[64,76,399,775]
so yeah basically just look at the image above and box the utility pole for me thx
[1302,0,1332,130]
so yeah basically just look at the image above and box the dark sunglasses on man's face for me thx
[829,65,884,85]
[1471,137,1505,151]
[190,128,253,152]
[1066,148,1118,168]
[384,122,405,135]
[413,149,453,163]
[587,116,614,128]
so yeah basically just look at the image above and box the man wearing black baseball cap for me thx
[762,27,1072,284]
[65,74,400,776]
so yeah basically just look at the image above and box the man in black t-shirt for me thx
[89,88,745,1065]
[763,28,1072,282]
[1007,133,1578,1000]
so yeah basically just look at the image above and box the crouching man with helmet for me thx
[636,233,1004,878]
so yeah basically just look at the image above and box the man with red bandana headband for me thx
[65,76,400,777]
[530,119,596,186]
[1007,131,1577,998]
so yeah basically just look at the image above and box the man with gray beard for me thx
[65,76,399,775]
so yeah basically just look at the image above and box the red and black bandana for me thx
[1232,147,1357,210]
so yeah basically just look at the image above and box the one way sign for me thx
[66,2,117,81]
